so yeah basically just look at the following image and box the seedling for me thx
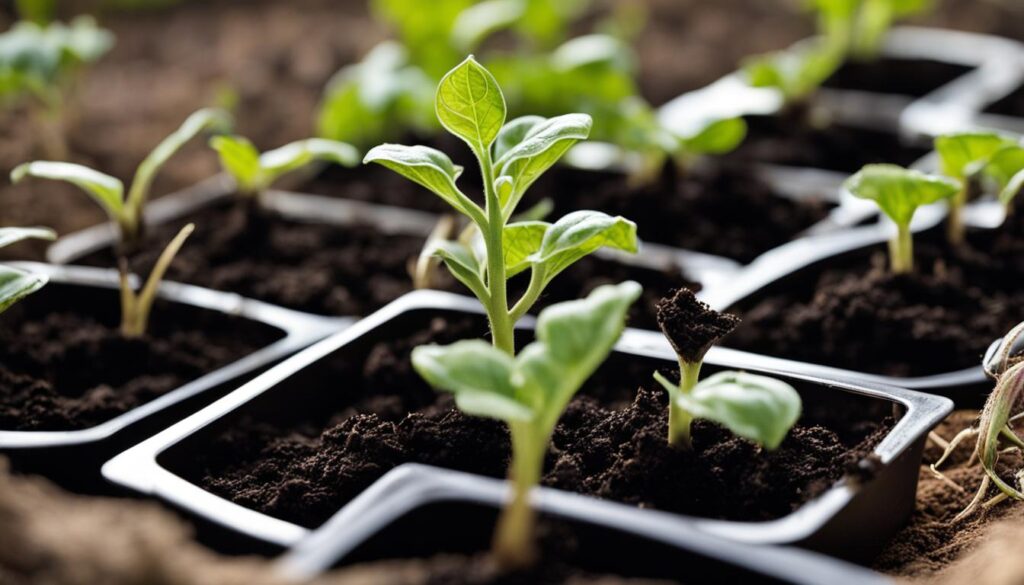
[651,288,801,449]
[844,164,959,274]
[982,143,1024,212]
[210,135,359,200]
[742,40,842,104]
[811,0,934,61]
[0,16,113,158]
[118,224,194,338]
[934,132,1020,245]
[365,57,638,354]
[413,281,641,567]
[11,108,229,250]
[931,323,1024,521]
[0,227,56,314]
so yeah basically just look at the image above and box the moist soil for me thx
[173,314,892,530]
[822,58,971,97]
[78,198,698,326]
[307,162,830,264]
[0,283,282,431]
[726,220,1024,378]
[984,85,1024,118]
[726,113,930,174]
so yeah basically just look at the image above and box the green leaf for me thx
[844,164,960,226]
[0,226,56,250]
[984,145,1024,207]
[412,340,532,422]
[364,144,482,220]
[435,56,507,154]
[513,282,641,430]
[258,138,360,187]
[742,42,841,101]
[430,239,487,300]
[0,265,48,314]
[494,113,592,215]
[494,115,546,162]
[678,117,747,155]
[451,0,524,51]
[676,371,802,450]
[503,221,548,278]
[530,211,638,282]
[11,161,125,223]
[210,135,262,193]
[935,132,1018,180]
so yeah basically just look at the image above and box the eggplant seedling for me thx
[210,135,359,200]
[413,281,641,568]
[0,227,56,313]
[934,132,1020,245]
[811,0,934,61]
[651,288,801,449]
[0,16,114,159]
[844,164,959,274]
[11,108,229,250]
[365,56,638,354]
[742,40,842,105]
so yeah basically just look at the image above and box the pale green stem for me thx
[889,222,913,274]
[508,267,546,324]
[478,151,514,355]
[669,359,702,448]
[947,188,967,246]
[492,422,545,569]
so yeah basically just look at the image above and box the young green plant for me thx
[934,132,1020,245]
[0,227,56,313]
[742,39,843,105]
[364,56,638,354]
[11,107,229,250]
[118,223,194,337]
[413,281,641,568]
[844,164,959,274]
[811,0,934,61]
[651,288,801,449]
[0,16,114,158]
[210,135,359,200]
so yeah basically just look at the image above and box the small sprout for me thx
[934,132,1020,245]
[11,108,229,249]
[413,281,642,568]
[742,40,842,104]
[0,227,56,314]
[210,135,359,199]
[811,0,935,61]
[118,224,194,338]
[844,164,959,274]
[365,57,638,354]
[0,16,114,158]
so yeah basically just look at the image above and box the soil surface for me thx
[822,58,971,97]
[0,283,282,431]
[876,410,1024,582]
[174,314,891,529]
[726,221,1024,377]
[78,198,698,325]
[656,288,739,363]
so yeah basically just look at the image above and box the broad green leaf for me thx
[678,117,747,155]
[412,340,532,422]
[210,135,262,193]
[495,113,592,215]
[530,211,638,282]
[435,56,507,153]
[494,115,545,162]
[513,281,641,430]
[451,0,523,51]
[0,226,55,250]
[11,161,125,222]
[259,138,360,186]
[127,108,231,216]
[0,265,47,314]
[984,145,1024,206]
[430,239,487,299]
[676,371,802,450]
[844,164,960,226]
[935,132,1018,180]
[364,144,481,219]
[502,221,548,278]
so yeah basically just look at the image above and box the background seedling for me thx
[811,0,935,61]
[0,16,113,158]
[0,227,56,314]
[413,281,641,568]
[844,164,959,274]
[118,224,194,337]
[210,135,359,200]
[650,288,800,450]
[365,57,638,354]
[982,143,1024,212]
[11,107,229,249]
[742,39,842,105]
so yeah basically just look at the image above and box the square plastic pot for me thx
[102,290,951,561]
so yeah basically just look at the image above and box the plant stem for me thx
[479,151,514,355]
[889,222,913,274]
[492,422,544,569]
[668,359,702,448]
[947,188,966,246]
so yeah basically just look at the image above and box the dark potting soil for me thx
[984,84,1024,118]
[725,226,1024,377]
[822,58,971,97]
[307,162,829,264]
[655,288,739,363]
[0,283,282,431]
[78,199,698,325]
[726,114,930,173]
[174,314,892,530]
